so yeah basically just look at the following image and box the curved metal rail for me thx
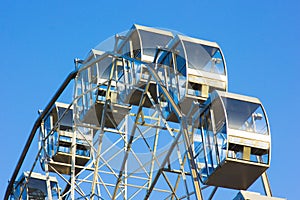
[4,70,78,200]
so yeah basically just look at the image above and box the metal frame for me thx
[6,24,279,200]
[65,55,206,199]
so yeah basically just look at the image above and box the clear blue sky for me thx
[0,0,299,199]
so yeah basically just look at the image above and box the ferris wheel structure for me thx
[5,24,285,200]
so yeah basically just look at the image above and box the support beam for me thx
[112,77,152,199]
[258,156,272,197]
[261,172,272,197]
[208,187,218,200]
[143,63,203,200]
[91,60,116,199]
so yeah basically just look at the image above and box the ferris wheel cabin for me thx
[78,25,175,127]
[115,24,174,107]
[78,50,131,128]
[12,172,60,200]
[157,34,227,121]
[192,90,271,190]
[39,102,91,175]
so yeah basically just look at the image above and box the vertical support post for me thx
[181,118,203,200]
[40,118,53,199]
[45,161,53,200]
[91,58,116,199]
[70,130,77,199]
[112,76,152,199]
[147,115,160,191]
[243,146,251,161]
[171,145,190,200]
[124,115,128,199]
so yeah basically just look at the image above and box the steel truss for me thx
[6,24,282,200]
[61,55,205,199]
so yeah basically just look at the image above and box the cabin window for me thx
[222,97,268,135]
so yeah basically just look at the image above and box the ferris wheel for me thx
[5,24,284,200]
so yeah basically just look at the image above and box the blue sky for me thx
[0,0,299,199]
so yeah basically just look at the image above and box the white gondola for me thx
[77,51,130,128]
[39,102,91,175]
[78,25,174,126]
[12,172,60,200]
[115,24,174,107]
[192,90,271,190]
[157,35,227,121]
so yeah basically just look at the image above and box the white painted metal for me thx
[7,24,284,200]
